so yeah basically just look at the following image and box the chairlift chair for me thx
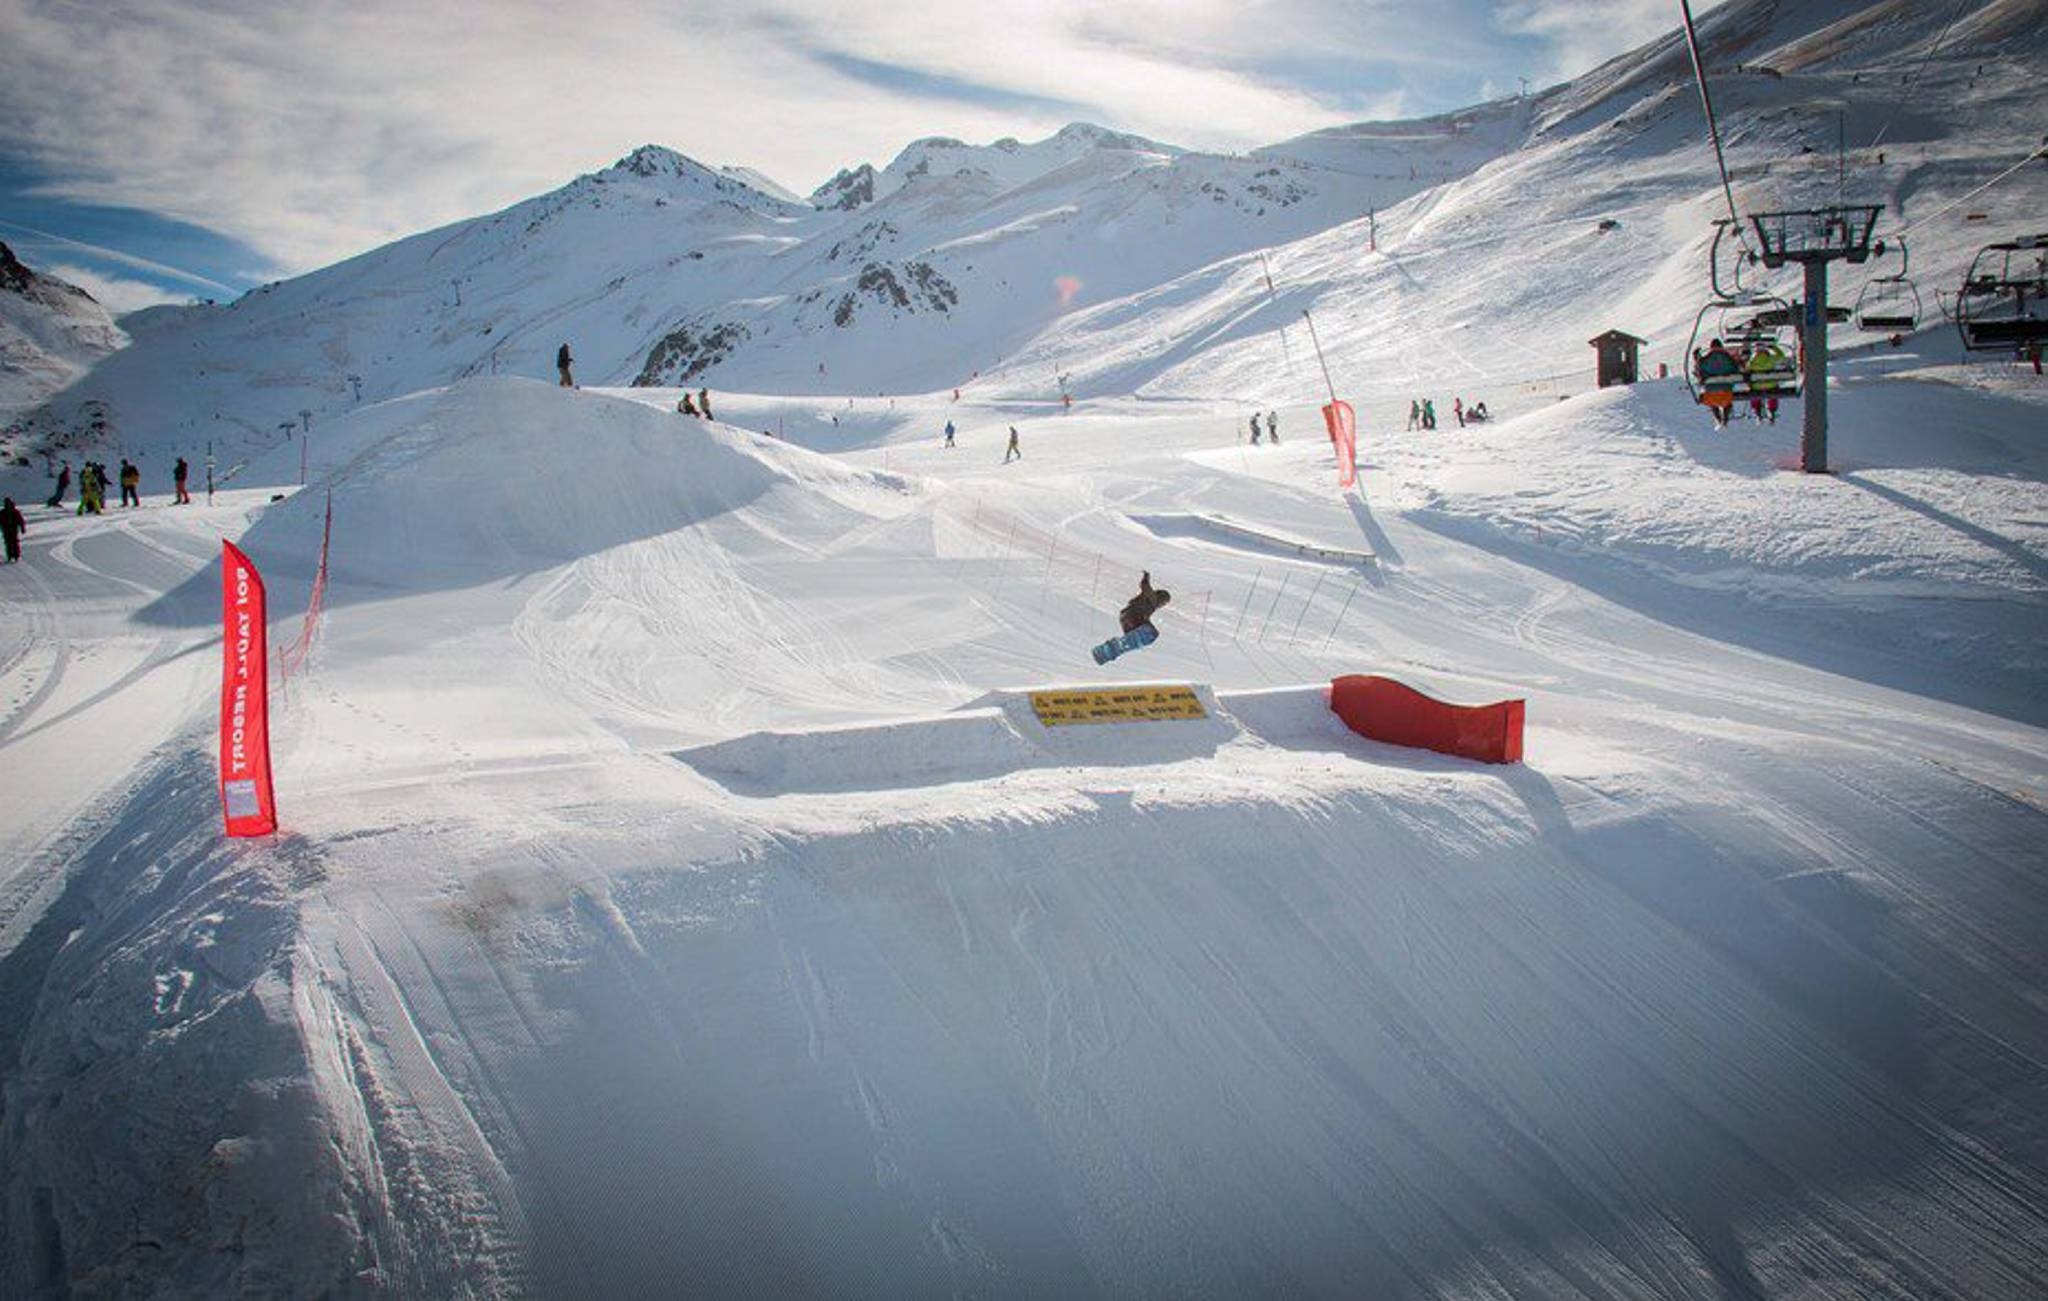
[1684,296,1802,408]
[1954,234,2048,352]
[1853,236,1922,332]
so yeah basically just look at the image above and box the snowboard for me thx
[1091,623,1158,664]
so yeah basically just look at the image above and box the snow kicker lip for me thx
[674,685,1240,795]
[1129,511,1376,568]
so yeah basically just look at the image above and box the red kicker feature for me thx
[1328,674,1525,765]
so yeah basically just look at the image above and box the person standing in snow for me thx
[173,456,191,504]
[1249,413,1262,445]
[679,393,699,416]
[119,458,141,508]
[1,497,25,563]
[1004,426,1021,463]
[557,343,575,388]
[1407,399,1420,431]
[1267,410,1279,443]
[943,419,956,448]
[698,387,713,420]
[1118,570,1171,637]
[46,462,69,509]
[1421,398,1436,430]
[1453,397,1465,428]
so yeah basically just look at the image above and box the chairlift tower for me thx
[1746,205,1879,473]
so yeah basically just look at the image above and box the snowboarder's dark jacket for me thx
[1119,571,1171,634]
[0,499,24,539]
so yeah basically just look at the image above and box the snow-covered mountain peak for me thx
[0,240,125,415]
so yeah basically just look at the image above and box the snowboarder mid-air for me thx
[1120,571,1171,635]
[1093,570,1172,663]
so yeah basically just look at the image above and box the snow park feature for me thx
[1328,673,1526,765]
[217,540,275,837]
[3,1,2048,1296]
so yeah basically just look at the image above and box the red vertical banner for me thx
[219,541,277,837]
[1323,399,1357,488]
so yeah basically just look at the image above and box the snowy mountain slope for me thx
[14,126,1424,474]
[0,242,125,417]
[1017,0,2048,405]
[3,372,2046,1295]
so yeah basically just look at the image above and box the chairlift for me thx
[1683,296,1802,408]
[1852,236,1922,332]
[1953,234,2048,352]
[1684,222,1803,407]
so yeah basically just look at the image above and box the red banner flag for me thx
[1323,399,1357,488]
[219,541,277,837]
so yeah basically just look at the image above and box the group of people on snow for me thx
[676,387,715,420]
[1246,410,1281,445]
[1406,397,1488,430]
[1692,335,1790,428]
[4,453,197,567]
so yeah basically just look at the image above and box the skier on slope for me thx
[943,419,956,448]
[1004,426,1021,462]
[1407,399,1420,431]
[1267,409,1279,443]
[1249,413,1262,445]
[1,497,25,563]
[557,343,575,388]
[119,459,141,508]
[1119,570,1171,636]
[1421,398,1436,430]
[46,462,69,509]
[173,456,191,504]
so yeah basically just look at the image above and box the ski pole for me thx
[1233,568,1263,640]
[1289,571,1328,645]
[1322,579,1363,648]
[1257,572,1290,641]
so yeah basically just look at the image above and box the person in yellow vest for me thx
[1746,340,1788,424]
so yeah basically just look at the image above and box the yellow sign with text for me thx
[1029,686,1208,727]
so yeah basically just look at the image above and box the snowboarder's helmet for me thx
[1155,589,1171,605]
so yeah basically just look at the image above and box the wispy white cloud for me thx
[0,1,1688,277]
[40,261,186,313]
[1495,0,1684,85]
[0,218,238,292]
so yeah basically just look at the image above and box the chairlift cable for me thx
[1677,0,1749,249]
[1898,141,2048,239]
[1871,0,1973,152]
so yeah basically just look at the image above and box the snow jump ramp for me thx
[675,683,1255,794]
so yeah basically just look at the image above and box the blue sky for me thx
[0,0,1681,312]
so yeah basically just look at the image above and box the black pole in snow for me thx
[1301,310,1338,405]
